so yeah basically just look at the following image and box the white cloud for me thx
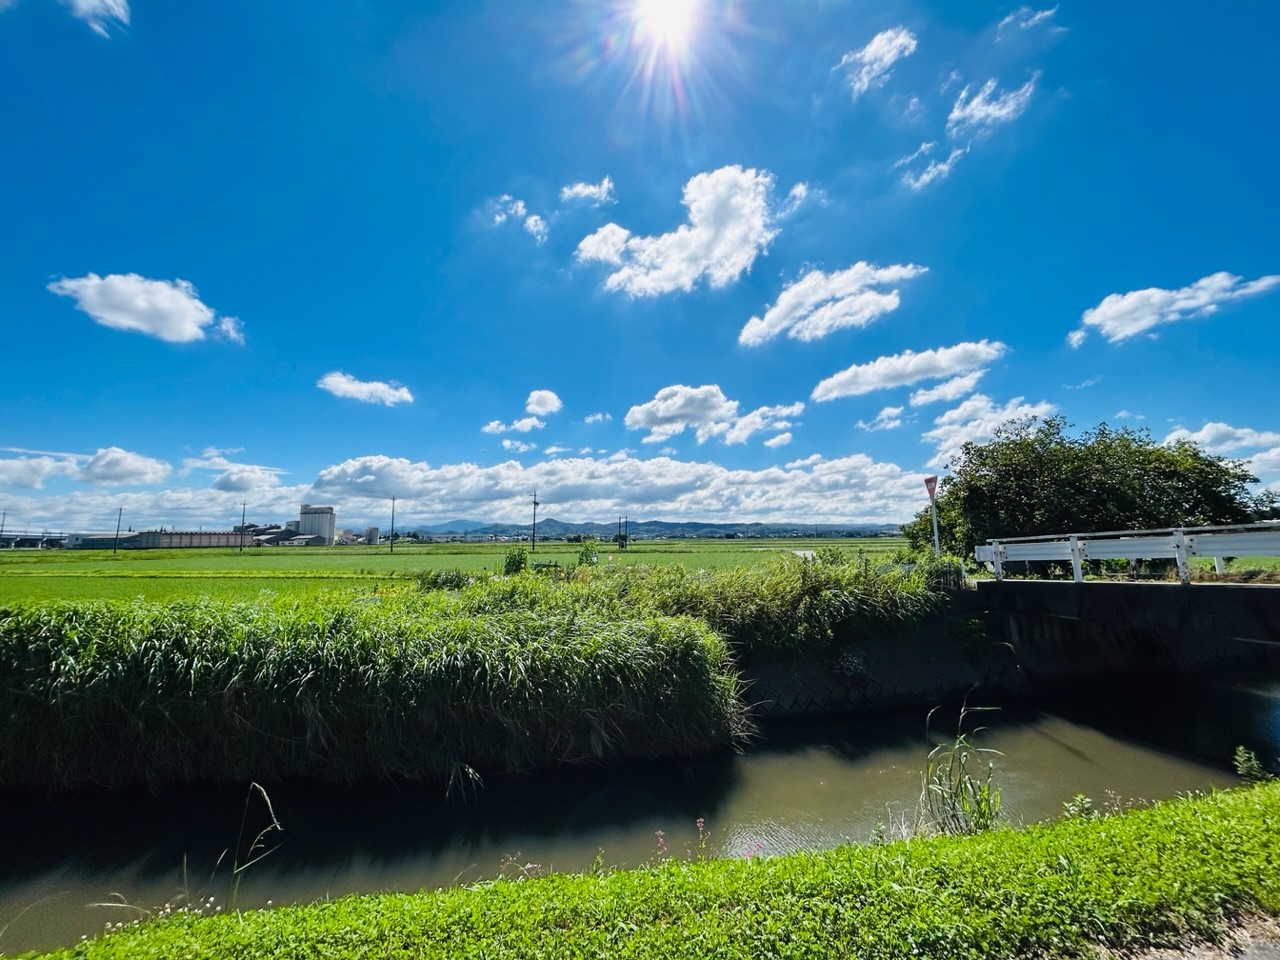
[501,439,538,453]
[483,416,545,435]
[181,449,286,492]
[909,370,985,406]
[47,273,242,345]
[491,195,527,224]
[524,215,548,244]
[526,390,563,415]
[764,433,792,448]
[900,147,966,191]
[723,403,804,444]
[923,394,1056,468]
[625,385,738,443]
[857,406,906,431]
[739,262,927,346]
[997,6,1060,38]
[59,0,129,37]
[543,446,571,456]
[560,177,616,204]
[1068,271,1280,346]
[79,446,171,485]
[812,340,1008,402]
[575,165,784,296]
[1249,447,1280,478]
[893,142,936,168]
[947,73,1039,136]
[0,455,79,489]
[1114,410,1145,421]
[1163,422,1280,454]
[837,27,918,101]
[317,372,414,406]
[584,412,613,424]
[310,451,938,525]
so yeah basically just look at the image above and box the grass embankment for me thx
[18,782,1280,960]
[0,596,746,789]
[0,554,945,788]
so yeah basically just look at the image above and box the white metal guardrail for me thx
[974,522,1280,583]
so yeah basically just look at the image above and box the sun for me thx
[632,0,699,52]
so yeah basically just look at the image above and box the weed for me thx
[917,705,1003,836]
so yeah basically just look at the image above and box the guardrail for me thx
[974,522,1280,584]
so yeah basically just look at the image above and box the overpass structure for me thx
[974,522,1280,584]
[0,529,68,549]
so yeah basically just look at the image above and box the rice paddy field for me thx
[0,537,909,603]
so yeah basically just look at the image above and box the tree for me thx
[902,417,1272,557]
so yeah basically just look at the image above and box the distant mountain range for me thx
[409,518,901,539]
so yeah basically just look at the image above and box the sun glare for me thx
[633,0,698,51]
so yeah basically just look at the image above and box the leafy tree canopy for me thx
[902,417,1272,557]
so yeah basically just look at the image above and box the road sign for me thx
[924,475,938,501]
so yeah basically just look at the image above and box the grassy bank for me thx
[0,596,747,789]
[16,782,1280,959]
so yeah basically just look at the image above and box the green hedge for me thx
[20,783,1280,959]
[0,598,747,789]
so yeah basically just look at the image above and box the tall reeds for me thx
[0,597,747,789]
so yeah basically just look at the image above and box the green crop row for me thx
[19,781,1280,959]
[0,597,747,789]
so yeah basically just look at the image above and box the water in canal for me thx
[1,669,1277,955]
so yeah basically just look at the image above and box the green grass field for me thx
[0,537,909,603]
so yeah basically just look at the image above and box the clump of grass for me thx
[0,597,748,789]
[916,706,1003,836]
[20,782,1280,959]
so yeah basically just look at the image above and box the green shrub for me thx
[503,547,528,574]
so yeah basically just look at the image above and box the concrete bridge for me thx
[0,530,67,549]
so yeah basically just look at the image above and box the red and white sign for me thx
[924,475,938,501]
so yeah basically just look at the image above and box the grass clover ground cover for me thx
[16,782,1280,959]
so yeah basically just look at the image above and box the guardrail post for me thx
[1214,557,1226,574]
[993,542,1005,581]
[1069,535,1083,582]
[1172,529,1190,584]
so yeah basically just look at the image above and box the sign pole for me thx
[924,475,940,558]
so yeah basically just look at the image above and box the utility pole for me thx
[239,501,247,554]
[390,496,396,554]
[112,506,124,555]
[531,491,539,554]
[0,510,6,549]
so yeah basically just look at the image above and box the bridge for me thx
[0,529,68,549]
[967,524,1280,683]
[974,522,1280,584]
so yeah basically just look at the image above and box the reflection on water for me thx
[1,671,1276,956]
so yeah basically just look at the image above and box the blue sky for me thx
[2,0,1278,533]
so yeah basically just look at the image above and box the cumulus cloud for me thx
[181,448,286,492]
[739,262,928,346]
[923,394,1056,468]
[947,73,1039,136]
[317,372,414,406]
[310,450,937,525]
[723,403,805,444]
[624,386,801,445]
[482,416,545,434]
[79,447,171,485]
[764,433,792,448]
[857,406,906,431]
[523,215,548,244]
[47,273,243,344]
[584,412,613,424]
[997,6,1061,38]
[0,455,79,489]
[1068,271,1280,346]
[59,0,129,37]
[1163,422,1280,454]
[526,390,563,415]
[625,385,739,443]
[837,27,918,101]
[501,439,538,453]
[812,340,1008,402]
[490,195,527,224]
[575,165,785,296]
[543,445,571,456]
[561,177,616,204]
[909,370,985,406]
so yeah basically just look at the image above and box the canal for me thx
[1,669,1277,955]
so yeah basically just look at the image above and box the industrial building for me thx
[299,504,336,545]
